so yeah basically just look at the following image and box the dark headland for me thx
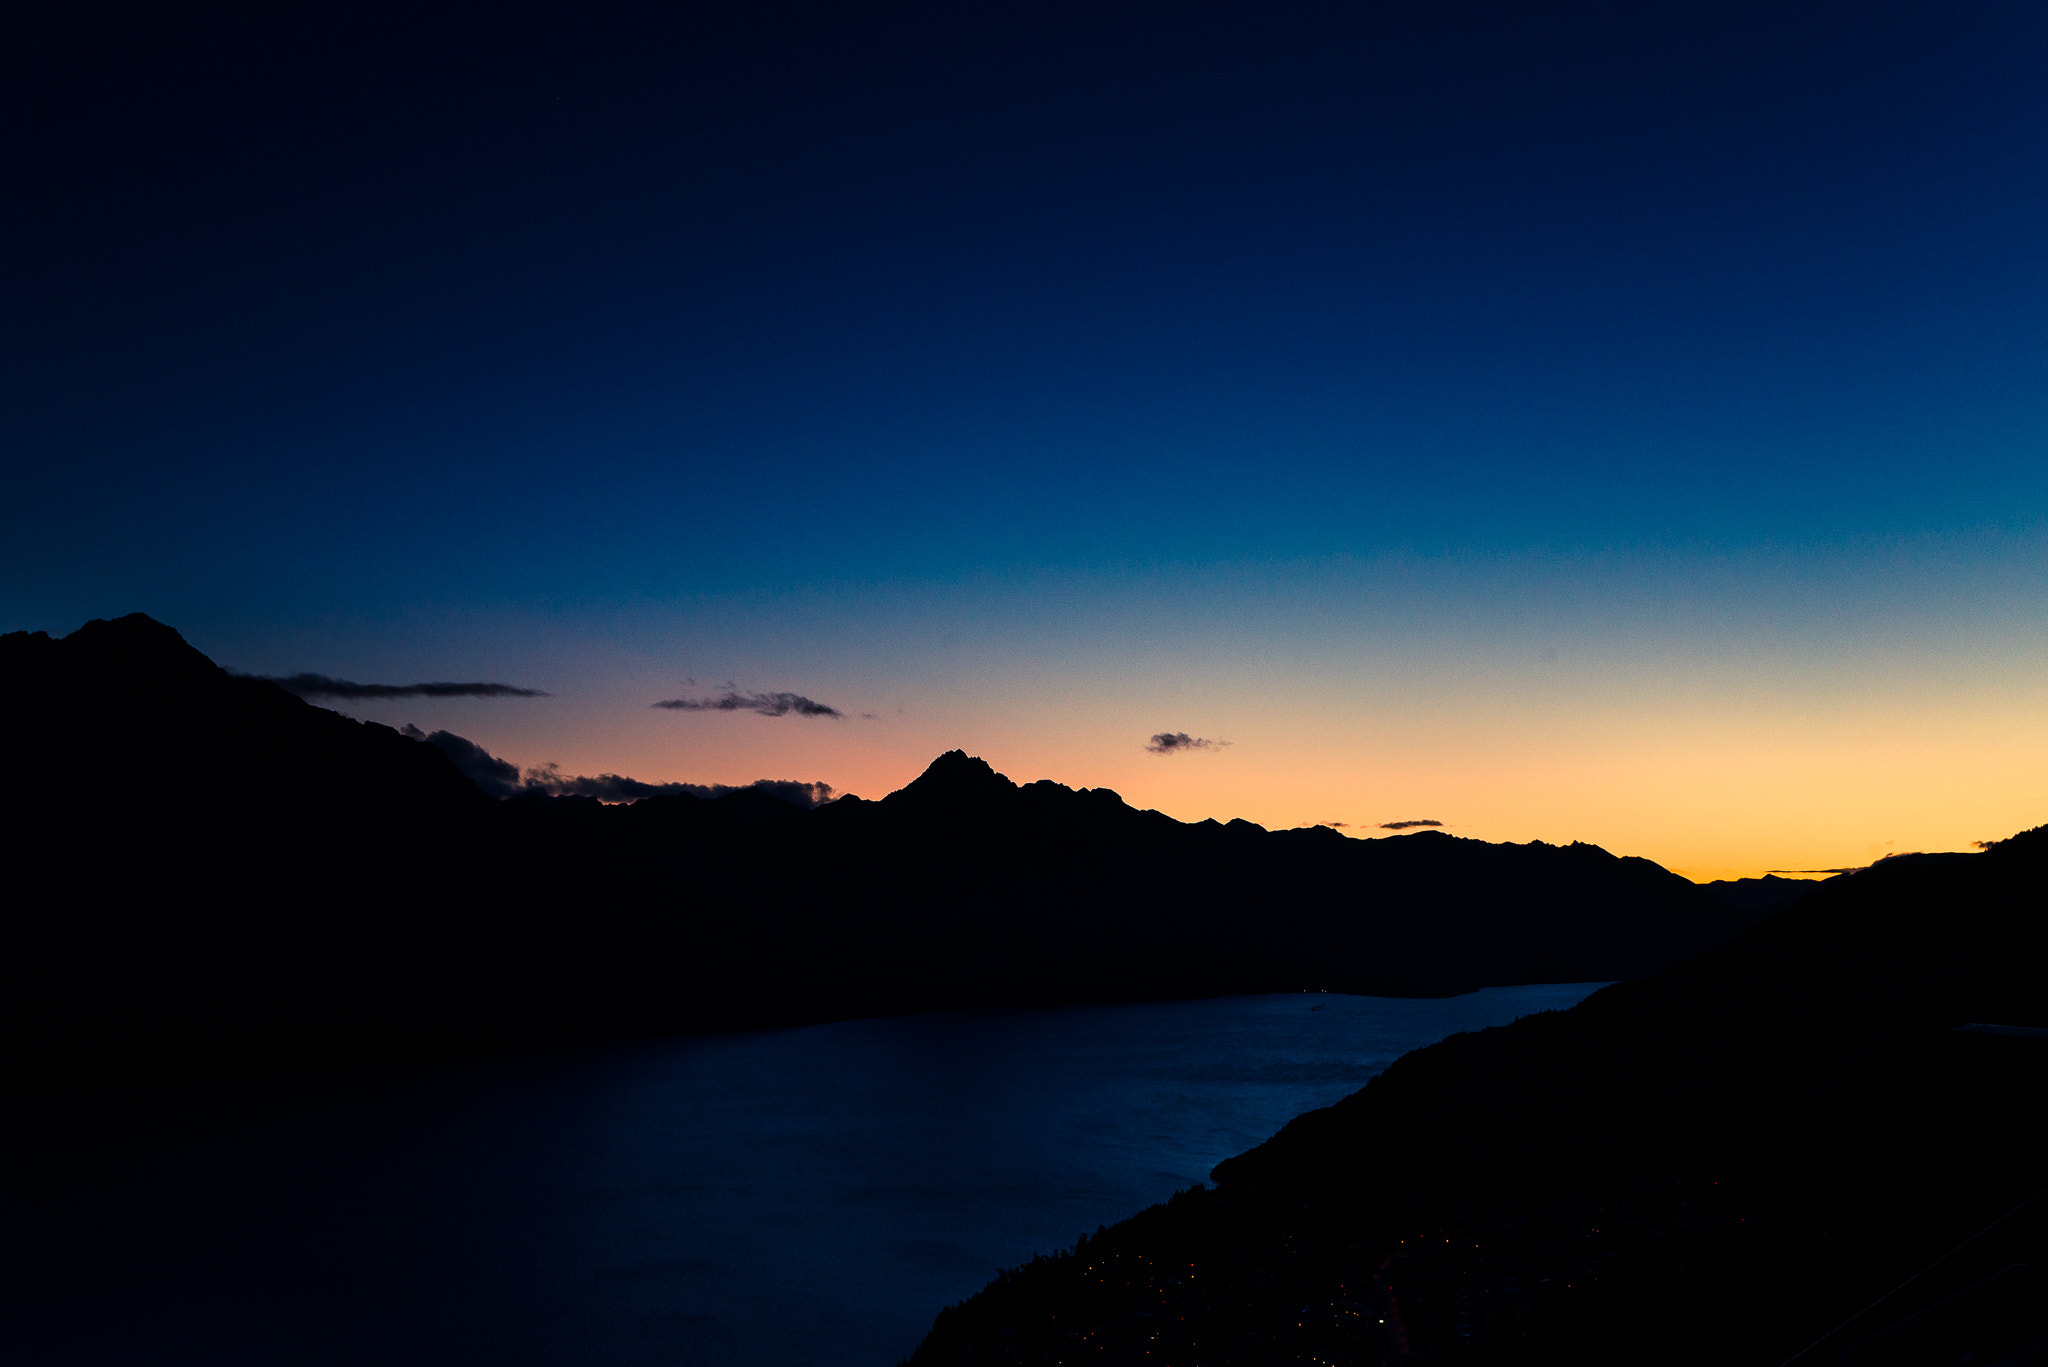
[907,839,2048,1364]
[4,613,1766,1084]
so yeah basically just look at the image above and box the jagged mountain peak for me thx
[885,749,1019,808]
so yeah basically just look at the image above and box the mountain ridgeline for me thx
[4,615,1769,1084]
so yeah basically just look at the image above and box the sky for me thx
[6,1,2047,879]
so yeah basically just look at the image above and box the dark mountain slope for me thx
[907,830,2046,1365]
[6,615,1764,1084]
[5,615,507,1079]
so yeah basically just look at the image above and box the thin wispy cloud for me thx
[653,690,842,718]
[262,673,546,700]
[1379,819,1444,830]
[1146,731,1228,754]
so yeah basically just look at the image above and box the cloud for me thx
[1320,821,1348,829]
[522,763,834,808]
[1146,731,1228,754]
[1378,819,1444,830]
[652,690,842,718]
[402,726,834,808]
[402,724,525,797]
[264,673,546,700]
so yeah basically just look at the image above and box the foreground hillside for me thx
[907,835,2048,1365]
[4,615,1763,1084]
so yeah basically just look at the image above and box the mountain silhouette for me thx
[907,825,2046,1365]
[6,614,1769,1084]
[883,748,1025,811]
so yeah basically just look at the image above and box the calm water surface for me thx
[2,985,1604,1366]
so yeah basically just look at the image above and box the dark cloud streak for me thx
[1379,819,1444,830]
[653,690,842,718]
[1146,731,1227,754]
[264,673,546,700]
[521,762,833,808]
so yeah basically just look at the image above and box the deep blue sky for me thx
[9,2,2045,609]
[7,2,2048,872]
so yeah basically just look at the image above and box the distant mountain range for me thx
[6,614,1781,1084]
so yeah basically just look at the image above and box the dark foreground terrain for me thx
[907,838,2048,1365]
[3,615,1769,1085]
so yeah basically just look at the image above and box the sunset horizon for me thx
[8,7,2047,1359]
[12,4,2041,892]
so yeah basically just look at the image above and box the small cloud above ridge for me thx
[402,726,834,808]
[653,690,842,718]
[523,762,833,808]
[402,723,523,797]
[1379,819,1444,830]
[1146,731,1228,754]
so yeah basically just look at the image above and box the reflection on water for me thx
[1,984,1604,1366]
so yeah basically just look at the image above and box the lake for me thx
[1,984,1605,1366]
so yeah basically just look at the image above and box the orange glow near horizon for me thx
[240,544,2048,890]
[333,674,2039,886]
